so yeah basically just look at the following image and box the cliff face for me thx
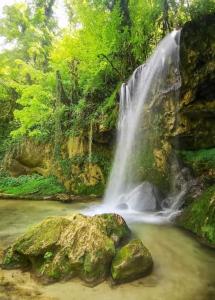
[174,15,215,247]
[176,14,215,151]
[119,14,214,245]
[3,133,113,196]
[146,14,215,245]
[139,14,215,190]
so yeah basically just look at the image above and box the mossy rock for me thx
[1,213,131,285]
[178,148,215,181]
[111,239,153,283]
[177,185,215,247]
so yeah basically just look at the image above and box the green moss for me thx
[139,153,170,192]
[44,267,62,280]
[73,182,105,196]
[0,174,66,197]
[137,139,170,193]
[82,238,115,284]
[91,151,111,180]
[111,239,153,283]
[95,83,120,130]
[178,148,215,177]
[44,251,54,262]
[99,214,130,245]
[2,247,29,269]
[14,217,70,256]
[128,109,171,193]
[64,152,111,180]
[40,253,74,281]
[2,213,130,284]
[178,185,215,246]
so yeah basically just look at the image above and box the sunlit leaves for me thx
[0,0,215,140]
[11,84,53,138]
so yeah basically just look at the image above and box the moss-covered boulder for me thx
[1,213,131,285]
[111,239,153,283]
[177,186,215,247]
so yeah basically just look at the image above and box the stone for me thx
[128,182,163,212]
[111,239,153,283]
[116,203,128,210]
[2,213,130,285]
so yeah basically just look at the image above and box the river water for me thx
[0,200,215,300]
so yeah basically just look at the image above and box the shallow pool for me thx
[0,200,214,300]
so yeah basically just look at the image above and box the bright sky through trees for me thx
[0,0,68,27]
[0,0,68,50]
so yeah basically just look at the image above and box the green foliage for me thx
[74,182,105,196]
[0,0,56,140]
[179,186,215,245]
[57,148,110,195]
[137,141,170,193]
[179,148,215,164]
[189,0,215,18]
[11,82,54,138]
[0,0,214,199]
[201,225,215,244]
[0,0,214,142]
[0,174,66,196]
[178,148,215,177]
[44,251,54,262]
[95,84,120,130]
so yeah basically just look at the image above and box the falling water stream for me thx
[0,31,214,300]
[87,30,184,223]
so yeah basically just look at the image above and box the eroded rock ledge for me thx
[1,213,153,286]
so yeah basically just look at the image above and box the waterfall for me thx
[87,30,185,223]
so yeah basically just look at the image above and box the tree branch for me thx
[98,54,121,78]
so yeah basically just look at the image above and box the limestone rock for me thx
[128,181,163,212]
[2,214,130,285]
[111,239,153,283]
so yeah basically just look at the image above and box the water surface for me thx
[0,199,214,300]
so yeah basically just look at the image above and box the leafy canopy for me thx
[0,0,214,142]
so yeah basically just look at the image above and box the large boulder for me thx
[1,214,154,285]
[1,214,132,285]
[127,181,163,212]
[111,239,153,283]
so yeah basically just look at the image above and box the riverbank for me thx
[0,192,100,203]
[0,174,100,203]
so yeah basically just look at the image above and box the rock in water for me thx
[111,239,153,283]
[128,182,162,212]
[2,214,127,284]
[1,214,130,285]
[1,214,153,285]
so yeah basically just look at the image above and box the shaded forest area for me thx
[0,0,214,158]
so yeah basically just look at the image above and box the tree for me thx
[0,0,214,143]
[0,0,57,138]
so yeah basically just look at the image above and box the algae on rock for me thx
[1,213,154,285]
[177,186,215,246]
[111,239,153,283]
[2,214,130,285]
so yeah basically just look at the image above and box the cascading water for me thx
[87,30,186,223]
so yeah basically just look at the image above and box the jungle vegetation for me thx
[0,0,215,160]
